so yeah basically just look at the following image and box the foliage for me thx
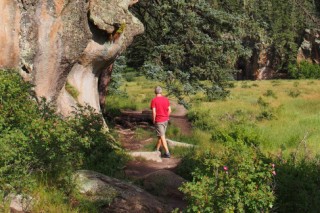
[287,89,301,98]
[187,109,215,131]
[263,89,277,98]
[288,61,320,79]
[177,79,320,212]
[274,154,320,212]
[128,0,319,103]
[178,139,275,212]
[0,70,127,196]
[130,0,258,103]
[211,124,263,147]
[107,56,126,96]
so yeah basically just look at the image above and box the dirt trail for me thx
[169,100,192,136]
[114,100,192,211]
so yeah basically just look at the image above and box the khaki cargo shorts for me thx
[155,121,168,136]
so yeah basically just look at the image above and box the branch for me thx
[294,0,320,27]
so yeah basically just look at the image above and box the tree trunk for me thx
[99,63,114,112]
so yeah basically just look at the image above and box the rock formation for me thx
[0,0,144,116]
[74,170,172,213]
[236,43,276,80]
[297,29,320,64]
[141,170,185,199]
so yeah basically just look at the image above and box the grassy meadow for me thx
[106,75,157,112]
[191,79,320,157]
[107,74,320,158]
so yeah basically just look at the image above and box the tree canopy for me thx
[127,0,319,103]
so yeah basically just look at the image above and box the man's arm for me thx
[168,106,172,116]
[152,108,156,124]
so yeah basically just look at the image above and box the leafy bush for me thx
[179,139,275,212]
[275,152,320,212]
[287,89,301,98]
[263,89,277,98]
[256,110,275,121]
[257,97,269,108]
[211,124,263,147]
[187,109,215,131]
[256,97,276,121]
[0,70,127,195]
[288,61,320,79]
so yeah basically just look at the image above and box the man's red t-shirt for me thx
[150,96,170,123]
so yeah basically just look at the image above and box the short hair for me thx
[155,86,162,94]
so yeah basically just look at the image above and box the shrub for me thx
[257,97,269,107]
[263,89,277,99]
[256,110,275,121]
[288,61,320,79]
[179,139,275,212]
[187,109,215,131]
[275,154,320,212]
[287,89,301,98]
[0,70,126,196]
[211,124,263,147]
[256,97,276,121]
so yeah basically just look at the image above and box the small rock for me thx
[167,139,195,148]
[129,151,162,162]
[10,194,33,213]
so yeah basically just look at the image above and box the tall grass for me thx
[190,80,320,157]
[107,73,320,211]
[106,75,163,112]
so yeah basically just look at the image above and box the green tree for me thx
[128,0,318,94]
[130,0,255,104]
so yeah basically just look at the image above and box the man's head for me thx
[155,86,162,94]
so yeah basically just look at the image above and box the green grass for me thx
[106,73,320,157]
[8,184,100,213]
[106,75,170,112]
[190,80,320,157]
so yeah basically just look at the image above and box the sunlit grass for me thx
[29,184,99,213]
[106,75,176,112]
[192,79,320,157]
[107,73,320,157]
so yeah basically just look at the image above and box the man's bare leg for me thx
[156,137,162,151]
[160,135,169,154]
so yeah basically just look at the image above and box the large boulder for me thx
[141,170,185,199]
[74,170,172,213]
[0,0,144,116]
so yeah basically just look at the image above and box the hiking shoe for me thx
[162,152,171,158]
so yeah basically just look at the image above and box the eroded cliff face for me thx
[236,43,276,80]
[0,0,144,116]
[297,29,320,64]
[236,29,320,80]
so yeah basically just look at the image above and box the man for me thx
[150,86,171,158]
